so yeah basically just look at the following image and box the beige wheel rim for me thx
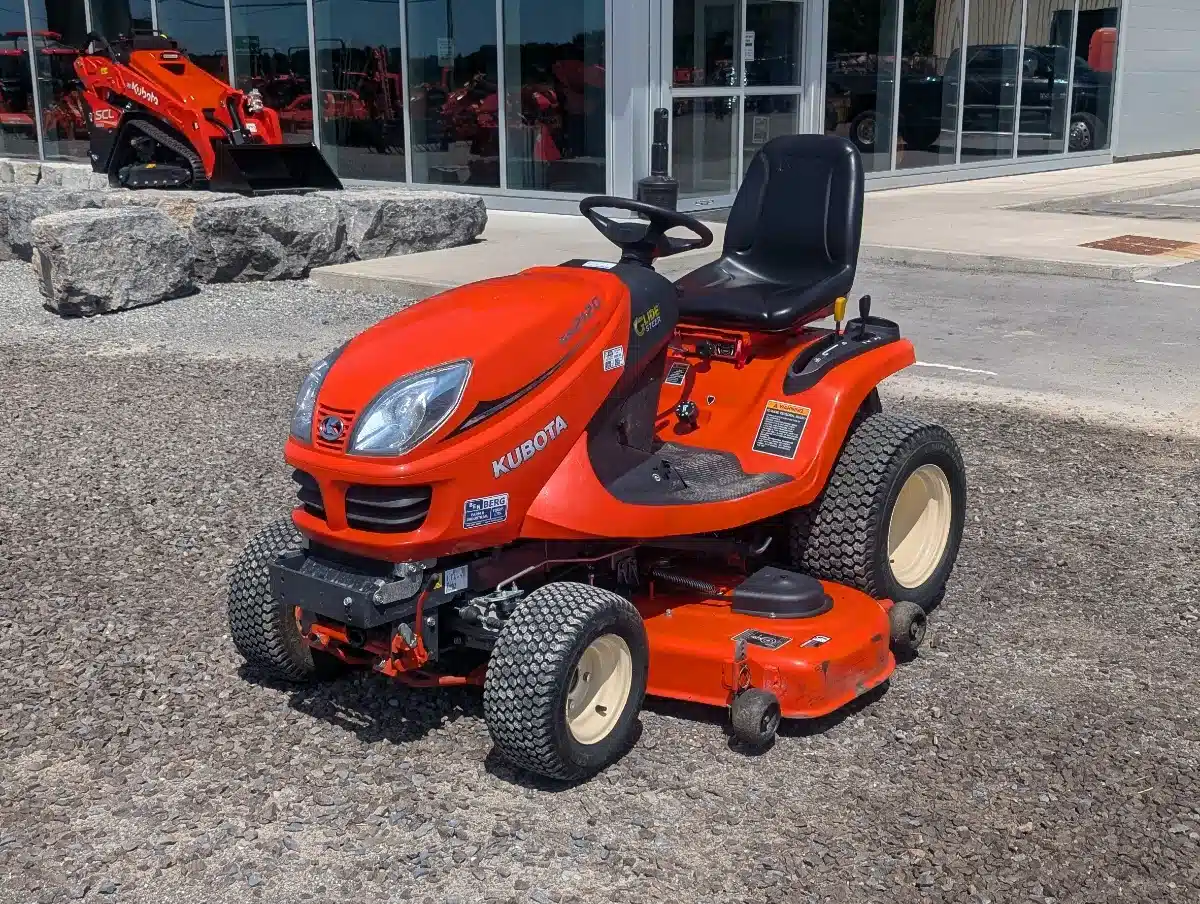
[888,464,953,589]
[565,634,633,745]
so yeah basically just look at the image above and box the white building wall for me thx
[1114,0,1200,158]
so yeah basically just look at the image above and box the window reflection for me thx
[230,0,313,144]
[503,0,605,193]
[743,94,801,175]
[960,0,1022,160]
[0,26,39,157]
[407,0,499,187]
[157,0,230,80]
[897,0,963,170]
[313,1,406,182]
[1069,9,1118,153]
[673,0,738,88]
[672,96,737,199]
[824,0,898,173]
[744,0,804,87]
[90,0,153,41]
[1018,0,1073,156]
[27,0,89,159]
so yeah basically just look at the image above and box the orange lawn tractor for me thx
[228,135,967,781]
[74,30,341,194]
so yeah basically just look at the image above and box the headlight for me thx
[291,345,344,443]
[350,360,471,456]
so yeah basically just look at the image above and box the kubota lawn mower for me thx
[228,135,966,780]
[74,30,341,194]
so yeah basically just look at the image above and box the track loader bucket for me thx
[209,142,343,195]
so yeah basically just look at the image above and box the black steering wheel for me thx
[579,195,714,267]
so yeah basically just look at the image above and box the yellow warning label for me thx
[752,400,811,459]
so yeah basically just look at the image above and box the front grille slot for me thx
[314,404,356,453]
[292,469,324,517]
[345,484,432,533]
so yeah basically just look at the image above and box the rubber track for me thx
[790,413,962,597]
[483,582,643,780]
[227,517,314,682]
[127,118,208,189]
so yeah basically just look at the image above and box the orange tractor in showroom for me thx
[228,135,966,780]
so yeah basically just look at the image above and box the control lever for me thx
[855,294,872,339]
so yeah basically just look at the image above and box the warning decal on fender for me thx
[664,361,689,386]
[751,399,810,459]
[732,628,792,651]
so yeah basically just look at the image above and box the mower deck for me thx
[638,582,894,719]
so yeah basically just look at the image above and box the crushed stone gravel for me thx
[0,263,1197,904]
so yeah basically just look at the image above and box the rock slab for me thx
[31,207,197,316]
[191,194,347,282]
[317,189,487,261]
[6,188,109,260]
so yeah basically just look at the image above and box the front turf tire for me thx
[483,582,649,781]
[227,517,343,683]
[790,413,966,610]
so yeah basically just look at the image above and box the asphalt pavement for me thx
[1,261,1197,904]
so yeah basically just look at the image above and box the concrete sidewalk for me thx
[312,155,1200,297]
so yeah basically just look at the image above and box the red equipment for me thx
[73,30,340,194]
[228,135,967,780]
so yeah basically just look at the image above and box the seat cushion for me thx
[674,257,855,331]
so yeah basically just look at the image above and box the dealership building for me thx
[4,1,1198,211]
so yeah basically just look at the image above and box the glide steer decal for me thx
[492,415,568,478]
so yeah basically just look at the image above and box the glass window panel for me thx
[743,94,801,175]
[90,0,153,40]
[744,1,804,88]
[897,0,963,170]
[672,96,737,199]
[0,15,37,158]
[156,0,230,80]
[960,0,1022,160]
[27,0,90,159]
[824,0,899,173]
[407,0,499,187]
[503,0,605,193]
[1018,0,1073,156]
[672,0,738,89]
[230,0,313,144]
[1069,4,1119,153]
[313,0,406,182]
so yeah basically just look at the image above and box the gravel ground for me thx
[1,264,1198,904]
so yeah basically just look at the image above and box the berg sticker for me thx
[581,260,616,269]
[443,565,469,594]
[664,361,689,386]
[751,399,811,460]
[463,493,508,530]
[800,634,831,648]
[602,346,625,372]
[731,628,792,651]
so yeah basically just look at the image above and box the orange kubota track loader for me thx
[74,30,341,194]
[227,135,968,781]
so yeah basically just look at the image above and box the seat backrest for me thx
[721,134,864,282]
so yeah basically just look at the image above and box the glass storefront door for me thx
[665,0,816,210]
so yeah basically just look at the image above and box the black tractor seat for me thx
[675,135,864,332]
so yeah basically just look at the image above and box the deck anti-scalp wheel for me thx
[790,413,966,610]
[730,688,781,749]
[483,582,648,781]
[227,517,343,683]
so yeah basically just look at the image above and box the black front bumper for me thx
[270,551,423,630]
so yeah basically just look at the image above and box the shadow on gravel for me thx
[480,721,647,792]
[239,665,479,745]
[644,680,891,751]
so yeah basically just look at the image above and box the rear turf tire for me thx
[483,582,648,781]
[227,517,343,683]
[790,413,966,610]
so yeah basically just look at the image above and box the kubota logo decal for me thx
[128,81,159,106]
[492,416,568,478]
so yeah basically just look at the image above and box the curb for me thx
[860,244,1162,281]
